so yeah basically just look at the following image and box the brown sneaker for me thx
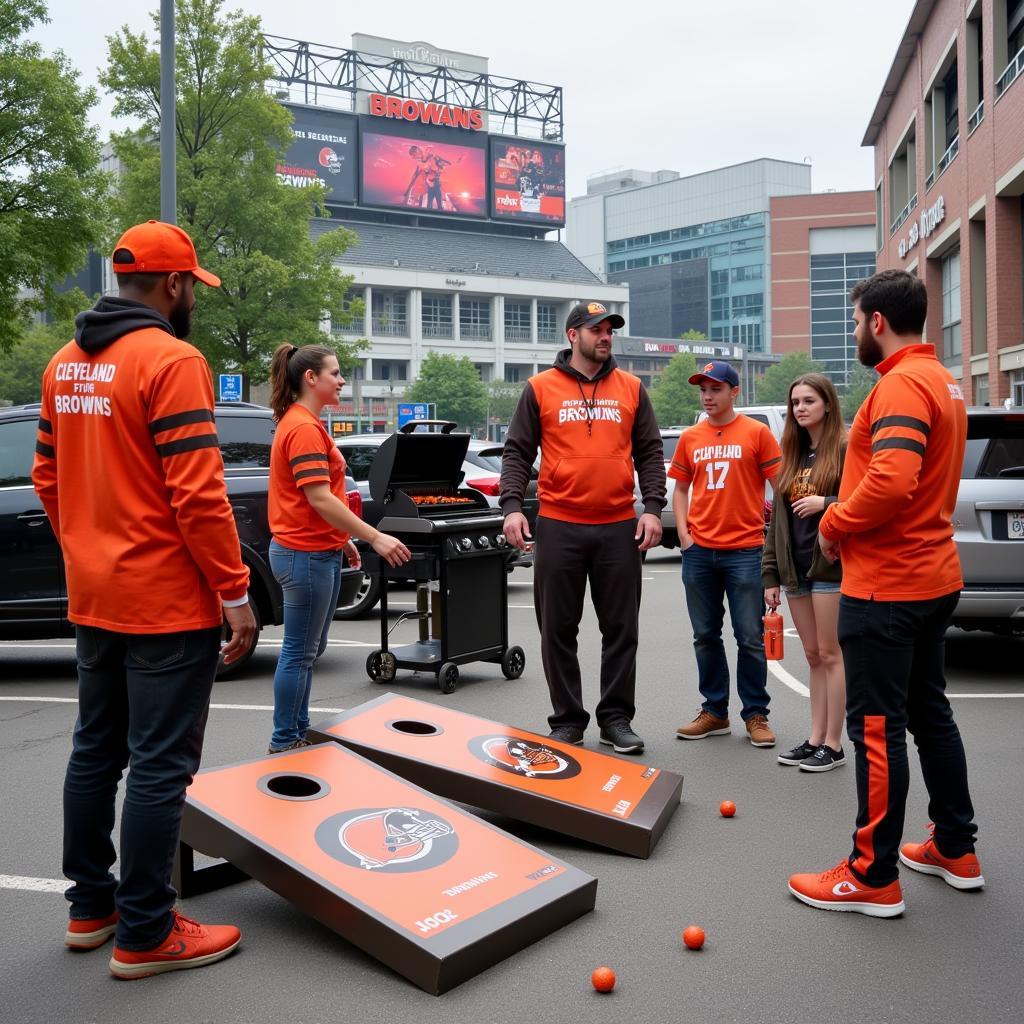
[676,710,731,740]
[745,714,776,747]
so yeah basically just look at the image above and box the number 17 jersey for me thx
[668,415,781,550]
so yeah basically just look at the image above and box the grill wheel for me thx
[438,661,459,694]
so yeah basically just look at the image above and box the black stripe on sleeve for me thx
[149,408,216,435]
[37,417,53,434]
[294,467,330,483]
[760,455,782,469]
[872,437,926,457]
[156,434,220,458]
[289,452,330,467]
[35,440,55,459]
[871,415,930,437]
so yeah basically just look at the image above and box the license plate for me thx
[1010,512,1024,539]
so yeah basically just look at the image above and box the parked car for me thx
[335,427,539,618]
[0,402,363,675]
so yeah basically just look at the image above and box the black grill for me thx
[362,422,525,693]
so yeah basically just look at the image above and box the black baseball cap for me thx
[688,359,740,387]
[565,301,625,332]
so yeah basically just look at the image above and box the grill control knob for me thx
[458,537,473,551]
[477,535,491,548]
[494,534,508,548]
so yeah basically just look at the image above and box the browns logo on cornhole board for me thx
[180,743,596,994]
[308,694,683,858]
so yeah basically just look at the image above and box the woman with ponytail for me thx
[762,373,848,772]
[266,342,410,753]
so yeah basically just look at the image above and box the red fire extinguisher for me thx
[763,609,784,661]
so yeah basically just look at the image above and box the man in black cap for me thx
[500,301,665,753]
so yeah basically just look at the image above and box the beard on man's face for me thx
[857,319,884,367]
[169,292,193,339]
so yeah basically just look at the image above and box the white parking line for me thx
[1,874,68,894]
[767,660,810,697]
[0,696,349,712]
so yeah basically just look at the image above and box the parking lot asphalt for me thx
[2,549,1022,1024]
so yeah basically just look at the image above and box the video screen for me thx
[276,104,358,204]
[490,139,566,225]
[361,131,487,217]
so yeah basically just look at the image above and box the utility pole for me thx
[160,0,176,223]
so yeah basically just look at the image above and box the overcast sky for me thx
[30,0,913,199]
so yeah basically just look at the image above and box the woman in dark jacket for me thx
[762,373,847,772]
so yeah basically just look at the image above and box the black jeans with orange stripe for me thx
[839,591,978,887]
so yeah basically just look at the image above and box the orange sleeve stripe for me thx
[155,434,220,458]
[289,453,329,468]
[760,455,781,469]
[870,414,930,437]
[35,440,55,459]
[149,408,215,435]
[871,437,926,456]
[294,467,330,483]
[38,416,53,435]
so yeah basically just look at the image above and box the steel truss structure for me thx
[261,35,564,141]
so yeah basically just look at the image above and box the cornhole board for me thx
[308,693,683,858]
[179,742,596,995]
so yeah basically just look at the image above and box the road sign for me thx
[179,743,596,994]
[218,373,243,402]
[397,402,429,428]
[309,694,683,858]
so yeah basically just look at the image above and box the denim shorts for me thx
[786,572,841,598]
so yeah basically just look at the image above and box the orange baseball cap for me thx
[111,220,221,287]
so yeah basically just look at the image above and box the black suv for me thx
[0,402,362,674]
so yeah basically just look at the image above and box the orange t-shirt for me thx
[269,404,350,551]
[820,344,965,601]
[668,415,781,549]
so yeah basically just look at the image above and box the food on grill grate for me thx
[411,495,475,506]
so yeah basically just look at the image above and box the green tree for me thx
[679,329,707,341]
[487,379,525,425]
[648,351,700,427]
[0,0,108,352]
[406,352,487,431]
[0,325,64,404]
[101,0,364,396]
[755,352,825,403]
[840,362,878,421]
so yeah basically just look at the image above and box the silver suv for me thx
[952,408,1024,635]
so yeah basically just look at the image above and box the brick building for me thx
[769,191,877,386]
[865,0,1024,406]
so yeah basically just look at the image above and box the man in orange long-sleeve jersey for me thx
[788,269,983,918]
[32,221,256,977]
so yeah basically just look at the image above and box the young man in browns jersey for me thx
[500,302,665,754]
[670,361,782,747]
[788,269,982,917]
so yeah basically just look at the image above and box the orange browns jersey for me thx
[268,404,350,551]
[32,331,249,634]
[668,415,781,549]
[820,344,965,601]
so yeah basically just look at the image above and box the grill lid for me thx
[368,421,472,504]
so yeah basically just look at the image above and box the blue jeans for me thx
[680,543,770,720]
[269,540,343,750]
[63,625,221,950]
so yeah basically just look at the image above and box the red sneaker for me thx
[65,910,119,950]
[900,830,984,890]
[109,911,241,979]
[788,861,905,917]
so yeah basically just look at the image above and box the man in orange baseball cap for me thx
[33,219,254,978]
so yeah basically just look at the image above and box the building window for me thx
[810,251,877,387]
[875,184,884,250]
[889,124,917,234]
[998,0,1024,95]
[973,373,989,407]
[375,360,409,382]
[504,301,532,342]
[371,291,408,337]
[460,298,491,341]
[332,287,365,335]
[473,362,493,382]
[941,249,962,364]
[421,294,453,340]
[967,10,984,132]
[504,363,532,383]
[1012,368,1024,406]
[537,302,560,343]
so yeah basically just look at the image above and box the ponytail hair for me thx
[269,342,336,421]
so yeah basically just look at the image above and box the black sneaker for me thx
[598,721,645,754]
[548,726,585,745]
[778,740,817,766]
[799,744,845,773]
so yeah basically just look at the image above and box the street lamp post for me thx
[160,0,176,223]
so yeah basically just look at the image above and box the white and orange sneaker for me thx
[788,861,905,917]
[109,911,240,979]
[899,830,984,890]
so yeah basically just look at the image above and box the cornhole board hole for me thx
[179,742,596,995]
[308,694,683,858]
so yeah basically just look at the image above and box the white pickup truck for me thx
[636,405,787,551]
